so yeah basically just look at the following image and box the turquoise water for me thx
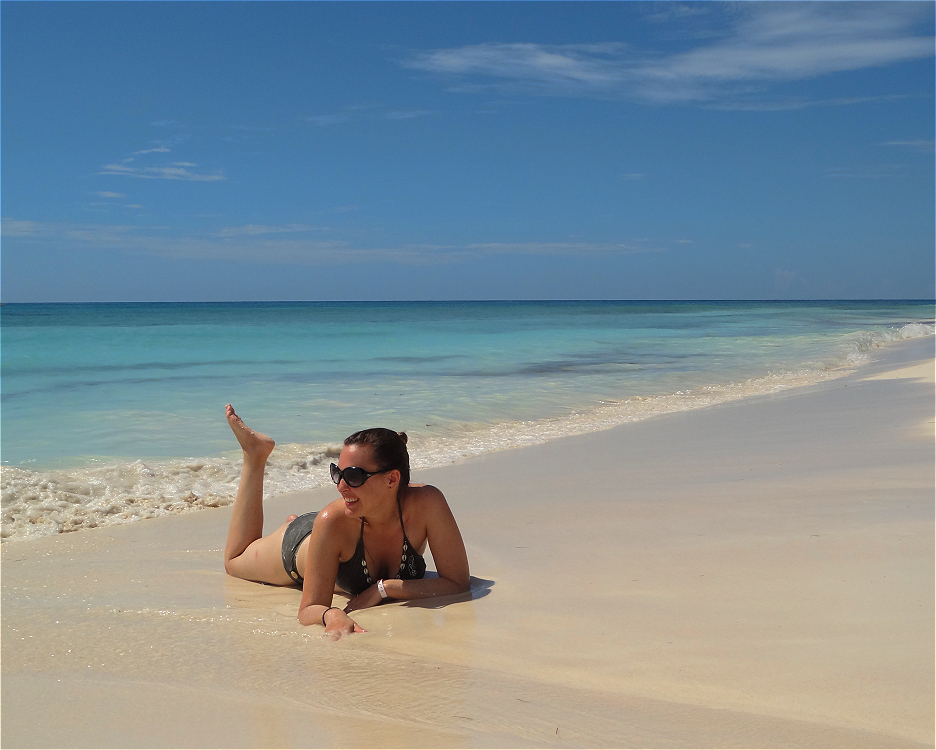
[2,300,933,539]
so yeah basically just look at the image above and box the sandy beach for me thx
[2,336,933,749]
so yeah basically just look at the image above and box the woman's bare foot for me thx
[225,404,275,461]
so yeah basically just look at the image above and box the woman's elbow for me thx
[223,556,241,578]
[436,573,470,595]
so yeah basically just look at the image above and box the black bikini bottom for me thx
[281,511,317,583]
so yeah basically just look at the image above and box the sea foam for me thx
[2,314,932,541]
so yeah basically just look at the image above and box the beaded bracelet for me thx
[321,606,340,627]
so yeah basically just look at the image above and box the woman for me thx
[223,404,470,638]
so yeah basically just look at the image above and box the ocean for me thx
[2,300,933,541]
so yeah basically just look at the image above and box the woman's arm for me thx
[296,507,365,636]
[345,487,469,612]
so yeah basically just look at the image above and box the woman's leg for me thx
[223,405,293,585]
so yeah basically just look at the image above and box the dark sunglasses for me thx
[329,463,392,488]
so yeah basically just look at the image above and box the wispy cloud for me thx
[643,3,712,26]
[216,224,316,237]
[304,105,435,126]
[100,163,137,174]
[1,219,42,237]
[305,114,351,126]
[406,43,628,95]
[99,162,225,181]
[404,4,933,106]
[882,139,935,152]
[148,165,224,181]
[2,218,667,265]
[709,94,910,112]
[385,110,435,120]
[824,164,903,179]
[92,191,126,199]
[464,241,663,256]
[2,218,141,242]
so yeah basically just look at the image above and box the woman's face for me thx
[336,443,396,518]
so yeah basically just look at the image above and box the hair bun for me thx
[397,431,408,445]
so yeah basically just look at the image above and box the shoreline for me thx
[2,336,933,748]
[4,325,932,543]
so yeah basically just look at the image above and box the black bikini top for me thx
[335,501,426,596]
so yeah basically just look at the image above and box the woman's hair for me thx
[344,428,410,496]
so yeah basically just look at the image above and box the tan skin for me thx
[223,405,470,639]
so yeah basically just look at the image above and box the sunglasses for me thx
[329,463,393,488]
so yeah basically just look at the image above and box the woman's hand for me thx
[344,583,383,613]
[322,607,366,639]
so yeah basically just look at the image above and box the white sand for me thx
[2,336,933,748]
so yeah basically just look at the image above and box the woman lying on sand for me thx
[223,405,470,638]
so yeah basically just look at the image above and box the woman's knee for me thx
[226,534,294,585]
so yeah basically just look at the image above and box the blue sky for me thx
[2,1,933,302]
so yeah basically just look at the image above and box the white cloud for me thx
[465,241,661,256]
[144,166,224,181]
[99,162,225,181]
[385,110,435,120]
[100,163,136,174]
[825,164,903,179]
[305,108,435,125]
[1,218,40,236]
[708,94,911,111]
[882,139,935,152]
[216,224,315,237]
[635,6,933,102]
[405,4,933,105]
[1,218,667,265]
[93,191,126,199]
[407,43,627,94]
[134,146,170,155]
[305,114,350,126]
[2,218,139,241]
[644,4,711,25]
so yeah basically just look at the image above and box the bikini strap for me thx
[396,496,415,553]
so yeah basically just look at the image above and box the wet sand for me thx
[2,336,933,748]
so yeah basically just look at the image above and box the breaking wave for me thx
[2,321,932,541]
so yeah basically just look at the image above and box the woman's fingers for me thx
[324,611,366,637]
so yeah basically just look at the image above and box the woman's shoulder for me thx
[404,484,462,545]
[404,484,455,525]
[314,498,357,531]
[405,483,446,505]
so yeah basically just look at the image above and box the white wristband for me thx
[377,579,388,599]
